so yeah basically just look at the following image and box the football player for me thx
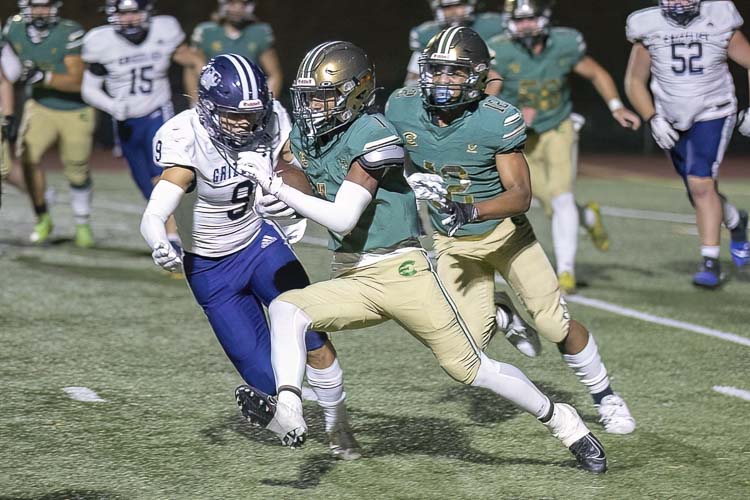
[82,0,203,249]
[139,54,360,460]
[386,27,636,435]
[237,41,608,473]
[4,0,95,246]
[488,0,642,294]
[189,0,282,97]
[406,0,505,91]
[625,0,750,288]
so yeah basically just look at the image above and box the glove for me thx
[255,191,295,220]
[1,115,18,145]
[738,108,750,138]
[20,61,49,86]
[441,200,478,237]
[649,114,679,150]
[236,153,283,195]
[406,172,448,205]
[111,100,129,122]
[151,241,183,273]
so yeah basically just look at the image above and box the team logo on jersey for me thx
[316,183,327,198]
[466,144,478,154]
[398,260,417,277]
[403,132,418,147]
[211,41,222,53]
[298,152,309,168]
[338,158,348,169]
[200,66,222,90]
[509,63,521,74]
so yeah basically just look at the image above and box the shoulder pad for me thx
[153,111,196,168]
[359,144,405,171]
[707,1,743,31]
[626,7,660,43]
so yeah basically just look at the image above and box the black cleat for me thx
[235,385,277,428]
[569,432,608,474]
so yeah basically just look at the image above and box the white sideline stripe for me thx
[63,387,107,403]
[566,295,750,348]
[599,206,696,225]
[713,386,750,402]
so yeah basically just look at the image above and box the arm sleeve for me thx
[140,180,185,250]
[275,180,372,236]
[81,70,116,115]
[0,42,21,83]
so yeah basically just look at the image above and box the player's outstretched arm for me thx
[475,151,532,220]
[574,55,640,130]
[40,54,84,93]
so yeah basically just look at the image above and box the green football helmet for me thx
[505,0,554,52]
[291,41,377,139]
[419,26,490,110]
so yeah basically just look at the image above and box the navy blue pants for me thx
[669,116,735,181]
[184,222,327,395]
[116,105,172,199]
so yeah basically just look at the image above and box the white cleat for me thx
[597,394,636,435]
[494,291,542,358]
[266,393,307,448]
[328,421,362,461]
[543,403,607,473]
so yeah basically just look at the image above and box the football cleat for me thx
[596,394,636,435]
[558,271,577,295]
[328,421,362,461]
[584,201,610,252]
[235,385,307,448]
[494,291,541,358]
[74,224,95,248]
[29,213,53,244]
[692,257,723,289]
[543,403,607,474]
[729,210,749,268]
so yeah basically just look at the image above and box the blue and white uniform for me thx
[627,1,742,179]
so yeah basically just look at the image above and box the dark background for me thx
[2,0,750,152]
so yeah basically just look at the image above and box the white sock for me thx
[581,205,597,228]
[70,184,92,225]
[269,300,310,396]
[471,353,552,419]
[701,246,720,259]
[562,335,610,396]
[306,358,348,433]
[551,192,579,275]
[721,197,740,230]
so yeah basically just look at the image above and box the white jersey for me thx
[81,16,185,119]
[153,100,304,258]
[626,1,743,130]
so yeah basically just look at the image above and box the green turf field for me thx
[1,170,749,499]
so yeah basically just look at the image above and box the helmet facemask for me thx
[19,0,62,32]
[430,0,477,27]
[660,0,701,26]
[505,0,552,52]
[419,60,485,109]
[218,0,255,29]
[106,0,152,44]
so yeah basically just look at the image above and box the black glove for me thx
[20,61,48,86]
[1,115,18,145]
[442,200,478,237]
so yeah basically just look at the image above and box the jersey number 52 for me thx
[671,43,703,75]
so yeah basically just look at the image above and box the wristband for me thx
[608,98,624,113]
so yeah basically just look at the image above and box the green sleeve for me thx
[62,21,85,56]
[191,22,214,53]
[479,98,527,154]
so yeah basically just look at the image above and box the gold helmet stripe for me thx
[437,26,463,55]
[301,41,339,79]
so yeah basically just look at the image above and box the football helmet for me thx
[18,0,62,31]
[659,0,701,26]
[419,27,490,110]
[105,0,153,44]
[218,0,255,28]
[291,41,377,139]
[428,0,477,26]
[505,0,553,52]
[197,54,275,155]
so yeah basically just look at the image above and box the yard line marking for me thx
[63,387,107,403]
[599,206,695,225]
[713,386,750,402]
[567,295,750,348]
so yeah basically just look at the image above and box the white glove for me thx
[255,191,295,220]
[406,172,448,205]
[649,114,679,150]
[151,241,183,273]
[236,153,283,195]
[111,100,129,122]
[738,109,750,138]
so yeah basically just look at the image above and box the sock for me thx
[720,195,740,231]
[306,359,348,433]
[701,246,720,259]
[269,300,310,397]
[70,182,92,225]
[562,335,612,404]
[495,304,512,331]
[551,192,579,275]
[471,353,552,419]
[34,202,48,217]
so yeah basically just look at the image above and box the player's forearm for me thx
[81,71,116,115]
[474,185,532,221]
[182,66,199,105]
[48,71,83,93]
[590,68,621,106]
[140,180,184,249]
[624,77,655,120]
[0,78,14,115]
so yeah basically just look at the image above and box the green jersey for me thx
[386,88,526,238]
[409,13,507,52]
[487,27,587,134]
[289,113,421,254]
[3,15,86,110]
[191,21,273,62]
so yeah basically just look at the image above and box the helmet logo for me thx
[238,99,263,110]
[431,52,454,61]
[341,81,355,93]
[201,67,222,90]
[294,77,316,87]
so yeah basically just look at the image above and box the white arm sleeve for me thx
[140,180,185,250]
[81,70,116,115]
[0,43,22,83]
[275,180,372,236]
